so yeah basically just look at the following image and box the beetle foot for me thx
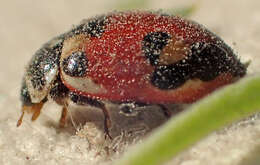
[17,111,25,127]
[104,119,112,140]
[101,106,112,140]
[59,106,68,128]
[157,104,172,118]
[31,102,44,121]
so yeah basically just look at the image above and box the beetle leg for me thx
[157,104,172,118]
[69,92,112,139]
[52,98,69,128]
[52,98,68,128]
[17,111,25,127]
[157,104,185,118]
[49,75,70,127]
[31,102,44,121]
[51,98,69,128]
[118,101,147,116]
[59,103,68,128]
[99,104,112,139]
[118,102,173,119]
[17,101,45,127]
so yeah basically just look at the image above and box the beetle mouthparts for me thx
[17,102,45,127]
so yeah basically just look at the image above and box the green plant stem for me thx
[114,76,260,165]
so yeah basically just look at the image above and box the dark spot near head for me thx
[71,15,108,37]
[62,51,88,77]
[151,63,189,90]
[142,32,171,65]
[150,42,247,90]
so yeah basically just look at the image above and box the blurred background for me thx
[0,0,259,164]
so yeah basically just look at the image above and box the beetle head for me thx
[21,36,64,106]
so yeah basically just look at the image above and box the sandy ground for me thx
[0,0,260,165]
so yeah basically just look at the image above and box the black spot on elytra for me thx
[190,43,231,81]
[151,42,246,90]
[71,15,107,37]
[151,64,189,90]
[142,32,171,65]
[62,51,88,77]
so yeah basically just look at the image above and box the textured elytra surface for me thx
[0,0,260,165]
[142,31,172,66]
[56,11,246,105]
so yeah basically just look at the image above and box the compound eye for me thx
[62,51,88,77]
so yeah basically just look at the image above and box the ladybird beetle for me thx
[17,11,246,138]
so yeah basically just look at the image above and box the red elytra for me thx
[61,12,240,104]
